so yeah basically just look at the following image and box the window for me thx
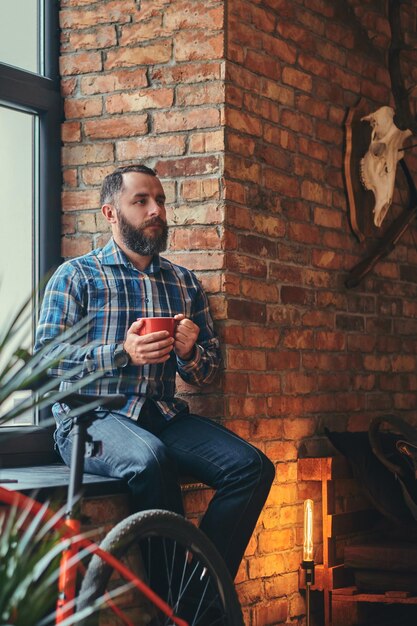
[0,1,61,464]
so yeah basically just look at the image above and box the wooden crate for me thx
[297,457,417,626]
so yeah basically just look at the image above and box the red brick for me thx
[228,395,267,418]
[105,41,172,70]
[119,17,169,45]
[282,67,313,92]
[61,77,77,96]
[171,203,224,226]
[176,82,224,107]
[226,109,263,136]
[170,226,221,250]
[298,136,329,161]
[60,52,102,76]
[155,156,220,178]
[62,213,76,234]
[174,31,223,62]
[81,165,115,186]
[63,168,78,187]
[263,33,297,63]
[263,168,299,197]
[116,135,186,161]
[281,110,314,136]
[62,236,92,258]
[293,155,325,181]
[77,213,98,233]
[276,20,314,48]
[245,50,280,80]
[267,351,300,370]
[260,79,294,106]
[106,89,174,113]
[181,178,220,201]
[241,279,279,303]
[85,115,148,139]
[315,331,346,351]
[60,2,135,28]
[80,69,148,95]
[226,156,261,184]
[65,97,103,119]
[62,189,100,211]
[298,53,330,79]
[151,61,222,85]
[62,121,81,143]
[153,108,220,133]
[165,2,223,30]
[190,130,224,153]
[165,251,224,271]
[62,143,114,166]
[66,26,116,51]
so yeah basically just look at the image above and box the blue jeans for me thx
[53,403,275,578]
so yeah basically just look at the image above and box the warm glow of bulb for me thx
[303,499,314,562]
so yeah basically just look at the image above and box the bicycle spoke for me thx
[77,510,243,626]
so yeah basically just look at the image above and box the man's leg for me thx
[158,413,275,579]
[53,406,184,515]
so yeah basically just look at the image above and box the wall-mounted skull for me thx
[360,106,411,227]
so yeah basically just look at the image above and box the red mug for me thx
[138,317,177,337]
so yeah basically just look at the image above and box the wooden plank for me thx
[297,456,352,481]
[328,509,379,535]
[333,589,417,605]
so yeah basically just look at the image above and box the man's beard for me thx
[118,212,168,256]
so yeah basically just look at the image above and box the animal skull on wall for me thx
[360,106,412,227]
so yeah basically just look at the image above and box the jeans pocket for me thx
[52,402,73,450]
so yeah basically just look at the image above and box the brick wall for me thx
[59,0,417,624]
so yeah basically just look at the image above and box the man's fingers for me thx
[128,319,144,334]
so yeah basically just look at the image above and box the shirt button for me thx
[145,298,149,303]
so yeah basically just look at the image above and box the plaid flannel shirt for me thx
[34,238,221,420]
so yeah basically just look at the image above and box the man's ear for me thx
[102,204,118,224]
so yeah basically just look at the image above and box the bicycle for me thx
[0,392,244,626]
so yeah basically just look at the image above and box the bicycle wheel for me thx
[77,509,244,626]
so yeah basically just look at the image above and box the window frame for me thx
[0,0,62,466]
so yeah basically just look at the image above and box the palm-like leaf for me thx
[0,290,116,625]
[0,290,107,426]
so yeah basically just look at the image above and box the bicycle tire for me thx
[77,509,244,626]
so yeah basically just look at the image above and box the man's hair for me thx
[100,164,157,206]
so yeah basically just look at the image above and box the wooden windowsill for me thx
[0,464,207,497]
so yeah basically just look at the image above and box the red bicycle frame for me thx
[0,485,188,626]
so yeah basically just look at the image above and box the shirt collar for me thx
[98,238,161,274]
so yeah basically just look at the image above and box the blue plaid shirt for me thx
[35,238,221,420]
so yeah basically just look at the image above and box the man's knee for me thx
[245,448,275,491]
[260,453,275,488]
[127,441,178,483]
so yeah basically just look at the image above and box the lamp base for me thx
[301,559,315,586]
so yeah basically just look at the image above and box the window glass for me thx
[0,106,36,426]
[0,2,39,74]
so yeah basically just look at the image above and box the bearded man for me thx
[35,164,274,580]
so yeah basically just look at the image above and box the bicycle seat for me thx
[63,393,126,411]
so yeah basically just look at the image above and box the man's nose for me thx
[148,199,163,216]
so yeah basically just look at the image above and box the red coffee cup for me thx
[138,317,177,337]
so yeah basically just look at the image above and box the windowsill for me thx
[0,463,128,496]
[0,464,207,496]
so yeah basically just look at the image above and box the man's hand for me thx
[124,319,174,365]
[173,314,200,360]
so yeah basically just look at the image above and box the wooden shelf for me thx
[333,587,417,605]
[297,455,414,626]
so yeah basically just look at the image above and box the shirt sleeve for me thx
[34,263,117,380]
[176,275,222,386]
